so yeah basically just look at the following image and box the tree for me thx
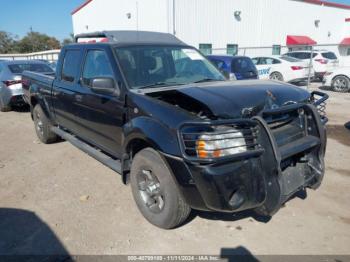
[62,33,75,46]
[0,31,17,54]
[16,31,61,53]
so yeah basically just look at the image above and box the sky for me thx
[0,0,84,41]
[0,0,350,41]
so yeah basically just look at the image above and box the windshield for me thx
[115,46,225,89]
[8,63,54,74]
[231,57,257,73]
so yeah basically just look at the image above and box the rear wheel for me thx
[269,72,284,81]
[0,98,11,112]
[0,104,12,112]
[332,75,350,92]
[33,104,58,144]
[130,148,191,229]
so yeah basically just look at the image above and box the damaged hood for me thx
[151,80,310,119]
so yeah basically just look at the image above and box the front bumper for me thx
[167,94,328,214]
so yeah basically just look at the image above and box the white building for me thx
[71,0,350,64]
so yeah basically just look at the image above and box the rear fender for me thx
[29,86,53,124]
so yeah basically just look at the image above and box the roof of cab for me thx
[73,30,188,47]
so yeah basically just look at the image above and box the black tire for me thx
[332,75,350,93]
[0,104,12,112]
[269,72,284,82]
[33,104,58,144]
[130,148,191,229]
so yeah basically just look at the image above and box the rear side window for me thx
[280,56,300,62]
[292,52,317,59]
[210,59,226,70]
[82,50,114,86]
[8,63,54,74]
[231,57,256,73]
[321,52,337,60]
[61,50,81,82]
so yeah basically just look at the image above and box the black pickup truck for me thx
[23,31,328,229]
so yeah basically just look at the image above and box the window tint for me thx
[280,56,300,62]
[82,50,114,86]
[8,63,54,74]
[292,52,317,59]
[231,57,256,73]
[210,59,226,69]
[115,46,224,89]
[321,52,337,60]
[61,50,81,82]
[251,58,258,65]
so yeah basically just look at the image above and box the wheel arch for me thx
[121,117,182,184]
[332,74,350,82]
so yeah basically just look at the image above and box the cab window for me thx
[61,50,81,82]
[82,50,114,87]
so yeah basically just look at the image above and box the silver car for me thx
[0,60,54,112]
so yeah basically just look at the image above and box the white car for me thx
[284,50,339,80]
[251,55,314,83]
[323,67,350,92]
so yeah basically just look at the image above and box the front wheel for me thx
[130,148,191,229]
[332,75,350,92]
[269,72,284,82]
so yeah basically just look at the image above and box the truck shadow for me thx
[220,246,259,262]
[11,105,30,113]
[0,208,70,259]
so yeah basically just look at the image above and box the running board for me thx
[51,127,122,174]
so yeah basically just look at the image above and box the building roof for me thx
[71,0,350,15]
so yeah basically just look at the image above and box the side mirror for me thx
[91,77,120,96]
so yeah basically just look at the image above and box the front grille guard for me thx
[310,91,329,124]
[178,119,264,163]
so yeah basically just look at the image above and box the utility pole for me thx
[30,26,34,53]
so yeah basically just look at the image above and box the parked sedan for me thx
[0,60,54,112]
[284,50,339,81]
[207,55,258,80]
[251,55,314,83]
[323,67,350,92]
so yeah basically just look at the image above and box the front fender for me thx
[123,116,181,157]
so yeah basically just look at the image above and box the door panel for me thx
[72,48,125,158]
[52,49,83,132]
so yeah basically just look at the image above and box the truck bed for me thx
[22,71,54,103]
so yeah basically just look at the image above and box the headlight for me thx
[196,127,247,159]
[324,72,333,76]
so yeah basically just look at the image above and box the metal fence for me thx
[0,50,61,62]
[212,44,350,67]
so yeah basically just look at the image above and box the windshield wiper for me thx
[193,78,223,83]
[137,82,183,90]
